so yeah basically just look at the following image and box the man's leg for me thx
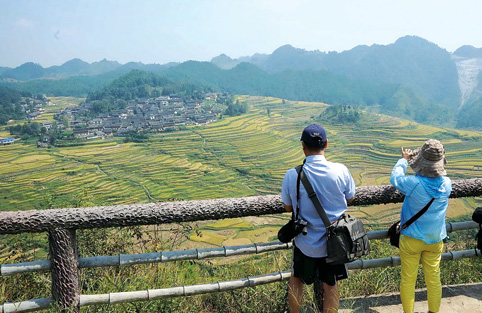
[288,276,304,313]
[421,240,443,313]
[318,258,346,312]
[322,282,339,313]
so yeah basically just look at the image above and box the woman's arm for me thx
[389,147,412,195]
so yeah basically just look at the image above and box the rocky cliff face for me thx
[452,55,482,108]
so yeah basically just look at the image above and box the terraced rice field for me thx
[1,95,481,250]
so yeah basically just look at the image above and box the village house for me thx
[42,122,53,130]
[73,128,91,139]
[0,138,15,145]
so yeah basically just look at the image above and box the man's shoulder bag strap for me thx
[293,164,304,220]
[296,165,332,228]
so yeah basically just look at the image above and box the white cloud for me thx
[14,18,34,29]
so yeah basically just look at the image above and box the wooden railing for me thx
[1,178,481,312]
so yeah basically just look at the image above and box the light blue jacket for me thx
[390,158,452,244]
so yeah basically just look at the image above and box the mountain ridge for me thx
[2,36,482,129]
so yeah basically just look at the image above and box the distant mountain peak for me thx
[453,45,482,58]
[272,44,298,55]
[62,58,87,64]
[211,53,240,70]
[211,53,234,62]
[19,62,43,67]
[60,58,89,71]
[394,35,439,49]
[93,58,120,65]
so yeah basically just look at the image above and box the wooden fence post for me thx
[48,228,80,312]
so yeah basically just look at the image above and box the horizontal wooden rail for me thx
[2,221,478,276]
[1,178,481,235]
[2,248,481,313]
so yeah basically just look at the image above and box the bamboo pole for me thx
[1,298,53,313]
[0,260,50,276]
[3,221,478,276]
[78,294,109,306]
[3,249,481,313]
[2,242,292,276]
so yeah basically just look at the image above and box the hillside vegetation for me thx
[0,87,27,124]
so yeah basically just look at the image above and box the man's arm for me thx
[284,204,293,212]
[281,170,294,212]
[344,165,356,202]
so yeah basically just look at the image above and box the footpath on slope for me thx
[336,282,482,312]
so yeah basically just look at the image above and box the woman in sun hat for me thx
[390,139,452,313]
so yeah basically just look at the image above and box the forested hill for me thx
[212,36,461,110]
[163,61,451,125]
[0,64,462,127]
[83,70,216,115]
[0,87,26,124]
[79,63,449,126]
[0,59,177,81]
[87,70,214,102]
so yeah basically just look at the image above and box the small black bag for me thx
[472,207,482,252]
[388,221,401,248]
[388,198,435,248]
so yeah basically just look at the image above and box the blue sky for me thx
[1,0,481,67]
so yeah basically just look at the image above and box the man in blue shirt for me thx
[282,124,356,313]
[390,139,451,313]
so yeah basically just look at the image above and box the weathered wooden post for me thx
[48,228,80,313]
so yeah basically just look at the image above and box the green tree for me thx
[225,99,248,116]
[62,115,70,129]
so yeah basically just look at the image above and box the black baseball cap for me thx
[300,124,327,145]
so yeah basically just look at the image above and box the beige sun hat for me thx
[408,139,447,177]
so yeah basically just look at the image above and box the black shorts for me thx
[292,246,348,286]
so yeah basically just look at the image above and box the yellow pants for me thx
[399,234,443,313]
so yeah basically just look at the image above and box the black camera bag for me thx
[472,207,482,252]
[473,207,482,224]
[278,218,308,243]
[278,164,308,243]
[298,165,370,264]
[326,214,370,264]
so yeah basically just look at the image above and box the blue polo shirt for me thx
[281,155,356,258]
[390,158,452,244]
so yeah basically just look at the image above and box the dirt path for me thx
[338,282,482,312]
